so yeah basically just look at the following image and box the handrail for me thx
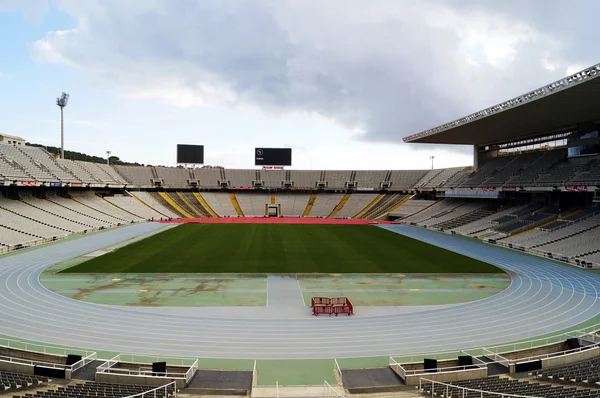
[123,381,177,398]
[324,380,345,397]
[184,358,198,383]
[334,358,342,380]
[419,378,540,398]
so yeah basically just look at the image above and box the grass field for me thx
[62,224,502,274]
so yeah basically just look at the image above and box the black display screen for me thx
[255,148,292,166]
[177,144,204,164]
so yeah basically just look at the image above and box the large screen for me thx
[177,144,204,164]
[255,148,292,166]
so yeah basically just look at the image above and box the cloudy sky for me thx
[0,0,596,169]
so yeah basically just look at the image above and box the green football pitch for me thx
[62,224,502,274]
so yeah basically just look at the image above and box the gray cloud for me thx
[32,0,600,148]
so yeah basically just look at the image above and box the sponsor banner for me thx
[445,189,500,199]
[49,182,62,187]
[70,182,84,187]
[481,187,497,192]
[90,183,105,188]
[262,166,284,170]
[501,186,518,192]
[21,180,36,186]
[565,185,588,192]
[357,187,375,191]
[233,186,252,190]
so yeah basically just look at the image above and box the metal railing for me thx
[324,380,345,397]
[97,354,191,379]
[123,381,177,398]
[0,337,96,371]
[419,378,539,398]
[389,322,600,365]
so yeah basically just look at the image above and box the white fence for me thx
[97,354,194,380]
[0,337,96,372]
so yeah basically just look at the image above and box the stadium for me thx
[0,61,599,398]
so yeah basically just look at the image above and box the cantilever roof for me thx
[404,63,600,146]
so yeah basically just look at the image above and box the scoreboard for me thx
[255,148,292,166]
[177,144,204,164]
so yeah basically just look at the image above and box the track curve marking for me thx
[0,223,599,359]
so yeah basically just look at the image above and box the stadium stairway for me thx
[353,193,385,219]
[127,191,173,218]
[362,193,399,219]
[327,193,351,218]
[177,192,205,217]
[302,193,318,217]
[228,192,245,216]
[372,193,413,219]
[270,193,276,204]
[192,192,219,218]
[156,191,193,218]
[165,192,196,217]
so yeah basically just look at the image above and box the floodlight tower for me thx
[56,92,70,159]
[106,151,112,166]
[430,155,435,170]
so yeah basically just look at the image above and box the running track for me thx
[0,222,599,359]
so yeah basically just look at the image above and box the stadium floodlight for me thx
[430,155,435,170]
[56,92,70,159]
[106,151,112,166]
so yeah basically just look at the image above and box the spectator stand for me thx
[311,297,354,316]
[96,354,198,389]
[419,378,537,398]
[0,337,96,379]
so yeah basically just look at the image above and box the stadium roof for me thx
[404,63,600,146]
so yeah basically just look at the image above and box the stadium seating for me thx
[155,166,191,187]
[502,209,600,249]
[235,192,271,216]
[201,192,238,217]
[0,371,49,394]
[0,144,55,181]
[17,146,79,182]
[290,170,321,188]
[261,169,285,188]
[324,170,352,189]
[334,193,377,218]
[225,169,256,187]
[21,381,174,398]
[354,170,387,190]
[429,202,494,230]
[70,192,143,222]
[533,356,600,387]
[113,165,155,186]
[421,376,600,398]
[504,149,566,187]
[192,167,223,187]
[388,169,428,188]
[128,191,180,218]
[101,194,163,220]
[391,199,436,219]
[309,193,345,217]
[276,193,310,217]
[401,199,467,225]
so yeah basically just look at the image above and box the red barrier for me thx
[311,297,353,316]
[311,297,330,307]
[312,305,334,316]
